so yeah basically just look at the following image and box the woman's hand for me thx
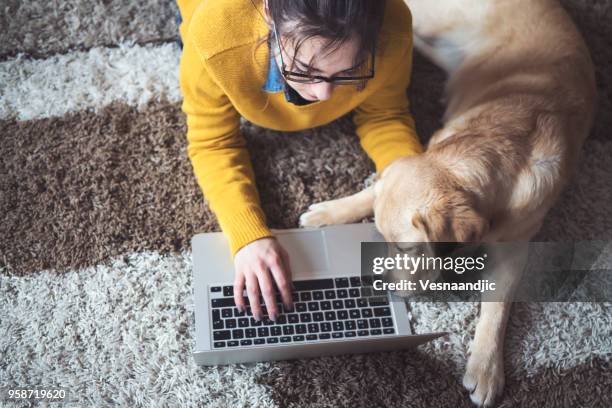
[233,237,294,321]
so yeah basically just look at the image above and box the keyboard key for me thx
[382,318,394,327]
[293,335,305,342]
[211,286,222,293]
[337,289,348,298]
[361,308,373,318]
[254,338,265,345]
[371,329,382,335]
[246,306,253,316]
[271,326,282,336]
[263,317,275,326]
[299,313,312,323]
[332,300,344,309]
[344,299,356,309]
[257,327,269,337]
[320,301,332,311]
[335,277,349,288]
[267,337,279,344]
[324,290,336,299]
[361,287,373,297]
[280,336,291,343]
[349,309,361,319]
[288,314,299,324]
[296,303,307,312]
[313,312,324,322]
[345,331,356,338]
[213,319,224,330]
[345,321,356,330]
[383,328,395,334]
[296,324,307,334]
[234,307,245,317]
[319,333,331,339]
[238,318,250,327]
[225,319,237,328]
[357,298,368,308]
[373,307,391,317]
[307,323,319,333]
[212,309,221,320]
[307,302,319,311]
[213,341,225,348]
[222,308,233,318]
[333,321,344,331]
[369,296,389,306]
[292,292,299,301]
[300,292,312,302]
[349,277,361,287]
[306,334,318,341]
[293,279,334,291]
[337,310,349,320]
[357,319,369,329]
[358,330,369,336]
[349,288,360,297]
[250,317,262,327]
[283,325,294,335]
[227,340,239,347]
[223,286,233,297]
[245,328,257,338]
[313,291,324,300]
[332,332,344,339]
[324,311,336,321]
[277,315,287,324]
[240,339,253,346]
[320,322,332,332]
[369,318,382,328]
[232,329,244,339]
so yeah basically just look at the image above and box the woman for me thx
[177,0,423,322]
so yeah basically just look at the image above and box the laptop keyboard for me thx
[209,276,396,348]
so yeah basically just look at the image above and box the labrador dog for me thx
[299,0,596,406]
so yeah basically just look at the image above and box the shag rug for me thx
[1,1,611,407]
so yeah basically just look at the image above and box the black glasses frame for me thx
[271,22,376,85]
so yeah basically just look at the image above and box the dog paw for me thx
[299,202,335,227]
[463,346,505,407]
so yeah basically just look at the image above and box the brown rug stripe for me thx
[0,101,375,275]
[262,351,611,408]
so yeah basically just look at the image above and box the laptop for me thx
[192,222,444,365]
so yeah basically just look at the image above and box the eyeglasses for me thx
[271,22,375,85]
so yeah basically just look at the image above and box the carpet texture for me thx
[1,0,611,407]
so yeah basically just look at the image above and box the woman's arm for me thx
[180,33,273,257]
[353,37,424,173]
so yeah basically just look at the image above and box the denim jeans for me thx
[176,9,183,49]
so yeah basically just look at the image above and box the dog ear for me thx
[411,211,448,242]
[450,205,490,242]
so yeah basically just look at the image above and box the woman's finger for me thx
[256,265,280,321]
[233,271,246,312]
[269,255,293,312]
[244,269,263,321]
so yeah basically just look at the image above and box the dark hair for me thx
[265,0,386,78]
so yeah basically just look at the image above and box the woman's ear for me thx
[263,0,271,24]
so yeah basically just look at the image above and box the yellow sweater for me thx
[177,0,423,256]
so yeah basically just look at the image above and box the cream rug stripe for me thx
[0,251,278,408]
[0,42,181,121]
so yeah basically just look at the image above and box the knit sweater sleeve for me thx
[353,37,424,173]
[179,33,273,256]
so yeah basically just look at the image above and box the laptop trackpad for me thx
[275,230,329,275]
